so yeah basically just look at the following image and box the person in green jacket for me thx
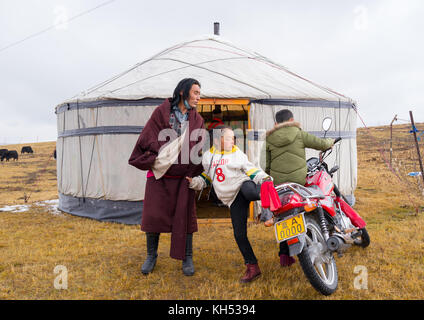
[265,109,334,266]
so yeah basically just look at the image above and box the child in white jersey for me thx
[186,125,271,283]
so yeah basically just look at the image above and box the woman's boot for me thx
[182,233,194,276]
[240,263,261,283]
[141,232,160,275]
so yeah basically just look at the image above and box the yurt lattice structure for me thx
[55,35,358,224]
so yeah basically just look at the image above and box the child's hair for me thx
[275,109,293,123]
[213,124,233,132]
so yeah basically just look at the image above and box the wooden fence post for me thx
[409,110,424,185]
[390,114,397,166]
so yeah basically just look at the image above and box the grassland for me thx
[1,124,424,300]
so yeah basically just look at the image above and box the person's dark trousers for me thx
[279,241,289,256]
[230,180,261,265]
[210,186,224,206]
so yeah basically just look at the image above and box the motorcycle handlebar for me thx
[315,137,342,168]
[321,138,342,155]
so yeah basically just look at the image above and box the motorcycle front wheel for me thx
[354,227,370,248]
[298,215,338,296]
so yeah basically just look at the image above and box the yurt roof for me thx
[61,35,353,106]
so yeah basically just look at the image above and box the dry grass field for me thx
[1,124,424,300]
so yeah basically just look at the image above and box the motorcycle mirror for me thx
[322,117,332,132]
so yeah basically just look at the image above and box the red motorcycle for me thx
[267,118,370,295]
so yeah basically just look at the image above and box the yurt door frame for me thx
[198,98,256,222]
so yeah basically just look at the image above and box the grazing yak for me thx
[0,149,8,159]
[21,146,34,154]
[1,150,18,161]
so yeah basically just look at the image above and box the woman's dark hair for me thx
[171,78,201,106]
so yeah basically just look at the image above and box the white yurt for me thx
[55,34,358,224]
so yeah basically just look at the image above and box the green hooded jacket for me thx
[265,121,334,185]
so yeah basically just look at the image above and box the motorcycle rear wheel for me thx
[298,215,338,296]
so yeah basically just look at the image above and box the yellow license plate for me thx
[275,213,306,242]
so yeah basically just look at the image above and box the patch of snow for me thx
[0,199,61,215]
[35,199,59,207]
[0,204,30,213]
[34,199,61,215]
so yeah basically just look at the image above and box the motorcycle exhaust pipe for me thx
[327,236,343,251]
[327,235,350,254]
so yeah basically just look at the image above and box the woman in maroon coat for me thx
[128,78,205,276]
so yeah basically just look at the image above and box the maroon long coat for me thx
[128,99,205,260]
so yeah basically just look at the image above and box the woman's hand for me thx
[185,177,193,184]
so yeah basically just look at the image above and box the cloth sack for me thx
[151,123,188,179]
[260,181,282,212]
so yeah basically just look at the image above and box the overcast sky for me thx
[1,0,423,144]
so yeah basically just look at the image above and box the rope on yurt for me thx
[59,107,66,193]
[169,39,348,102]
[76,100,86,202]
[80,38,247,97]
[94,126,107,199]
[241,104,247,152]
[83,55,246,97]
[107,57,272,98]
[84,106,99,198]
[271,105,277,124]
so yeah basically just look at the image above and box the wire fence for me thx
[355,109,424,214]
[379,121,424,201]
